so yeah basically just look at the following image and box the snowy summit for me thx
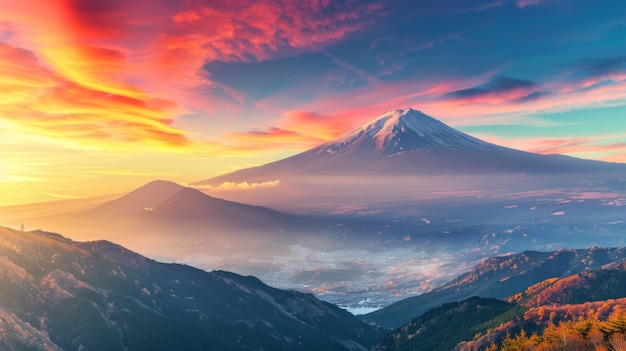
[199,107,625,185]
[318,108,503,156]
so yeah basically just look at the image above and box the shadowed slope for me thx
[0,226,383,351]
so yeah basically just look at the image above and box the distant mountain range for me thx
[199,108,625,186]
[371,250,626,351]
[361,247,626,329]
[0,226,383,351]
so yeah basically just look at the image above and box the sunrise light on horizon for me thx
[2,0,626,205]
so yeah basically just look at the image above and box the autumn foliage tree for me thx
[492,308,626,351]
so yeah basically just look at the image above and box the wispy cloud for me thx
[477,134,626,162]
[523,139,626,156]
[228,127,326,151]
[0,0,387,153]
[516,0,548,8]
[190,180,281,191]
[0,43,187,151]
[1,0,625,205]
[167,1,385,63]
[445,77,543,103]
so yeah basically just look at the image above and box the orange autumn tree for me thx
[494,308,626,351]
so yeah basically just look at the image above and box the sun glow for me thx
[0,0,624,205]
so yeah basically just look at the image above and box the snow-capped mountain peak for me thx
[199,107,625,186]
[317,108,502,156]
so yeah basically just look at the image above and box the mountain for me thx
[461,265,626,350]
[370,262,626,351]
[150,187,295,230]
[23,180,309,259]
[361,247,626,329]
[89,179,185,216]
[199,108,624,186]
[460,297,626,351]
[314,108,504,155]
[508,262,626,307]
[0,225,383,351]
[17,178,626,312]
[85,180,294,229]
[371,295,626,351]
[371,297,520,351]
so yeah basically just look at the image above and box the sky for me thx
[1,0,626,205]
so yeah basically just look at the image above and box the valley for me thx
[2,110,625,312]
[1,110,625,351]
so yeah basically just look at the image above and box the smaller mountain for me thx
[49,180,297,231]
[88,180,184,216]
[370,261,626,351]
[0,226,384,351]
[508,263,626,307]
[371,294,626,351]
[371,297,520,351]
[460,297,626,350]
[23,180,308,258]
[361,247,626,328]
[149,187,295,230]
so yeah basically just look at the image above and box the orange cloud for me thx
[282,111,363,140]
[0,0,193,152]
[0,43,187,150]
[165,1,384,62]
[230,107,398,150]
[228,127,326,151]
[0,0,387,154]
[3,0,622,164]
[155,0,387,110]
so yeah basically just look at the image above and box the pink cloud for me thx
[227,126,326,151]
[524,139,626,156]
[2,0,624,164]
[281,110,366,140]
[517,0,547,7]
[294,67,626,128]
[0,43,187,150]
[0,0,388,152]
[225,63,626,158]
[163,0,386,63]
[476,134,626,163]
